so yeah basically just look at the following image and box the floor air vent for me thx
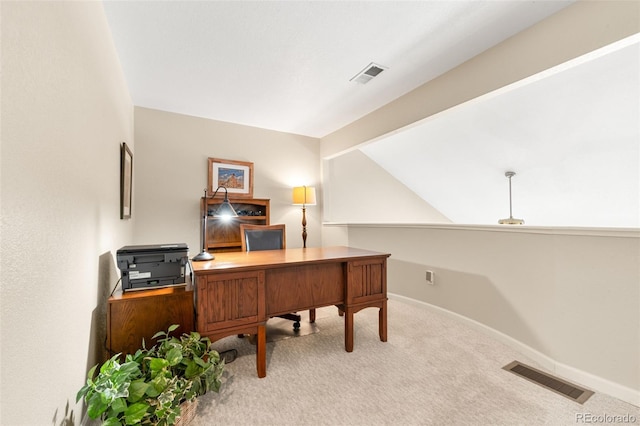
[503,361,594,404]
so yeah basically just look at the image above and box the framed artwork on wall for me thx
[208,158,253,198]
[120,142,133,219]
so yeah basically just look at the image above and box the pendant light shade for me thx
[498,171,524,225]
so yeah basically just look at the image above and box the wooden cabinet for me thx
[346,258,387,305]
[107,283,194,356]
[203,197,270,252]
[195,270,266,338]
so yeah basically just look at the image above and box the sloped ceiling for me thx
[360,39,640,228]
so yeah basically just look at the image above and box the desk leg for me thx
[344,309,354,352]
[379,300,388,342]
[256,324,266,378]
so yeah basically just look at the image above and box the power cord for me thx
[109,277,122,298]
[219,348,238,364]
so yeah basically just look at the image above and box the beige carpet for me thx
[191,299,639,425]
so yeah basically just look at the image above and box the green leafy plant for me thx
[77,325,224,425]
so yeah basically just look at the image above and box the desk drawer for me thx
[265,263,344,315]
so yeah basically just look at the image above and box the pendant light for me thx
[498,171,524,225]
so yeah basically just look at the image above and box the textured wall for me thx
[1,2,133,424]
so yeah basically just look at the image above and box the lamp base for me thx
[192,251,215,261]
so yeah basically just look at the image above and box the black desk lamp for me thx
[193,186,238,261]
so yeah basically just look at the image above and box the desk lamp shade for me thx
[193,187,238,261]
[215,197,237,219]
[292,186,316,248]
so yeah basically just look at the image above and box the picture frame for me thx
[208,158,254,198]
[120,142,133,219]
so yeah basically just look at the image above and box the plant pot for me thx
[176,399,198,426]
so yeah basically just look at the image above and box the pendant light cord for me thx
[508,175,513,219]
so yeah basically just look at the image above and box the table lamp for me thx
[292,185,316,248]
[193,186,238,261]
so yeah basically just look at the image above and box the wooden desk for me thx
[192,246,390,377]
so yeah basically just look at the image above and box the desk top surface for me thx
[191,245,390,272]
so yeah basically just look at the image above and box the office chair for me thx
[240,223,315,330]
[240,223,286,253]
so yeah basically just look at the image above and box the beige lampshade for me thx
[292,186,316,206]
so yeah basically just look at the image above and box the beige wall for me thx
[322,150,451,224]
[321,0,640,158]
[343,224,640,405]
[1,2,134,424]
[133,108,321,253]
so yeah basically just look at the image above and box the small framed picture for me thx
[208,158,254,198]
[120,142,133,219]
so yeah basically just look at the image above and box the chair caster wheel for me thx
[293,321,301,331]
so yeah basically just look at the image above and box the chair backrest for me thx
[240,224,286,252]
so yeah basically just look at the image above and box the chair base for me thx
[276,313,301,330]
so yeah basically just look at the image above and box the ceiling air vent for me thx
[350,62,387,84]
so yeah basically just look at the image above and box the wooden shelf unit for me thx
[203,197,270,252]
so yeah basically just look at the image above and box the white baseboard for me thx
[388,293,640,407]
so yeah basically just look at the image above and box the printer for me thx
[116,243,189,291]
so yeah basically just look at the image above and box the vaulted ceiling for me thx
[103,1,639,228]
[360,38,640,227]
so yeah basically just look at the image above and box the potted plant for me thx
[77,325,224,425]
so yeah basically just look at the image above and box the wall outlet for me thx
[425,270,435,285]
